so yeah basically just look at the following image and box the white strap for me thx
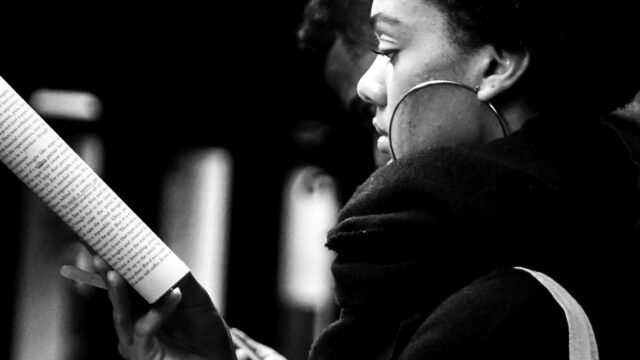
[514,267,599,360]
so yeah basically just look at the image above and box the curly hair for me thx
[429,0,640,115]
[298,0,640,115]
[297,0,373,65]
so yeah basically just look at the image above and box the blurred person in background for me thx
[297,0,388,166]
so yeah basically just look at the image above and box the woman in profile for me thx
[94,0,640,359]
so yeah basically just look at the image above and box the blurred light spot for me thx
[160,149,232,314]
[279,166,337,309]
[29,89,102,121]
[292,120,331,148]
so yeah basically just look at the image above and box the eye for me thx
[370,48,398,63]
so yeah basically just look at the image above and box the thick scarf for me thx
[309,117,638,360]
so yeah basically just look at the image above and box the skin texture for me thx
[358,0,531,160]
[92,256,236,360]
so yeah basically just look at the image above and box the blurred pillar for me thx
[10,90,103,360]
[159,149,232,313]
[277,166,338,359]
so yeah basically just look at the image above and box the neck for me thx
[497,96,539,135]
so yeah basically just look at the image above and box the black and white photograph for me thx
[1,1,639,359]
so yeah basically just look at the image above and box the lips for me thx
[377,135,391,155]
[372,118,391,155]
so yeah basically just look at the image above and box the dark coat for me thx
[309,115,639,360]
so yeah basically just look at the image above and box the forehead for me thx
[371,0,429,20]
[370,0,446,33]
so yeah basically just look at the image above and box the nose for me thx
[356,57,388,107]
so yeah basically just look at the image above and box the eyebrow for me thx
[369,13,403,30]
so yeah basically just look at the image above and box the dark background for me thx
[1,3,375,359]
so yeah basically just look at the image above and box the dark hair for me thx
[297,0,374,65]
[430,0,640,115]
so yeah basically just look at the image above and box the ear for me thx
[474,46,530,102]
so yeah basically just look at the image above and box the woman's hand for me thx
[92,256,236,360]
[230,328,286,360]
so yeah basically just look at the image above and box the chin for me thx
[374,148,392,167]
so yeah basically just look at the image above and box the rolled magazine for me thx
[0,75,190,303]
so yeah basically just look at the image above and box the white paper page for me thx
[0,75,190,303]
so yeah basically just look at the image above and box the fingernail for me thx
[107,270,118,285]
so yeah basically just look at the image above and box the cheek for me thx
[392,117,445,157]
[385,51,483,157]
[389,84,488,157]
[386,61,420,101]
[387,55,460,111]
[393,116,480,157]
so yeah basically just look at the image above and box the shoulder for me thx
[399,268,569,360]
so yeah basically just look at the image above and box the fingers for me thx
[92,255,111,281]
[236,348,255,360]
[134,288,182,344]
[60,265,107,289]
[131,287,182,357]
[230,328,287,360]
[90,256,133,358]
[106,270,135,352]
[90,256,132,342]
[173,273,216,308]
[255,347,287,360]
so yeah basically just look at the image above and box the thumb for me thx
[133,288,182,352]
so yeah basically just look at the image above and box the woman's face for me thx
[357,0,493,160]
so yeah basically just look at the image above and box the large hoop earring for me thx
[388,80,510,160]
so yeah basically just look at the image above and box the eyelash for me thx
[371,48,398,62]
